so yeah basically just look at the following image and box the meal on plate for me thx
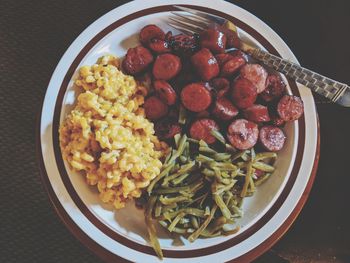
[59,22,304,259]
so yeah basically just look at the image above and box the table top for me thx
[1,0,349,262]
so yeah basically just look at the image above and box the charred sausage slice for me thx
[215,53,235,68]
[227,119,259,150]
[277,95,304,121]
[139,24,165,46]
[155,119,182,140]
[144,95,168,120]
[191,48,220,81]
[152,53,182,80]
[243,104,271,123]
[259,126,286,151]
[189,118,219,144]
[231,77,257,109]
[181,83,212,112]
[122,46,154,75]
[212,97,239,121]
[153,80,177,105]
[260,74,286,102]
[200,29,227,54]
[149,39,171,54]
[240,64,268,93]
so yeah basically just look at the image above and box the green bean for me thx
[159,220,194,234]
[162,208,206,220]
[210,130,226,145]
[147,162,175,194]
[154,199,162,217]
[209,162,237,171]
[188,138,199,144]
[255,152,277,161]
[250,148,256,160]
[232,150,247,161]
[174,133,181,148]
[199,140,208,147]
[249,174,256,192]
[196,154,215,163]
[191,216,199,229]
[172,173,190,185]
[168,212,185,232]
[213,153,232,161]
[145,196,163,259]
[199,146,217,154]
[241,162,253,198]
[229,203,243,217]
[212,180,236,195]
[168,134,187,163]
[155,180,202,194]
[252,161,275,172]
[163,150,172,165]
[255,173,271,186]
[159,195,191,205]
[178,104,187,125]
[202,168,215,177]
[162,161,195,186]
[188,205,217,242]
[213,194,232,219]
[179,156,187,163]
[225,143,237,153]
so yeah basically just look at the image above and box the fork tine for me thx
[167,22,197,35]
[170,12,209,28]
[173,5,226,25]
[168,17,203,34]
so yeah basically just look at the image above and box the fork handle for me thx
[250,49,348,103]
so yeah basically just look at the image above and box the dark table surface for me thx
[1,0,350,262]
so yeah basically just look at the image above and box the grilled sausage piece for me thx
[191,48,220,81]
[212,97,239,121]
[189,118,219,144]
[153,80,177,105]
[260,74,286,102]
[259,126,286,151]
[243,104,271,123]
[144,96,168,120]
[181,83,212,112]
[152,53,182,80]
[149,38,171,54]
[155,118,182,140]
[240,64,268,93]
[231,77,257,109]
[215,53,235,68]
[122,46,154,75]
[169,34,199,56]
[200,29,227,54]
[277,95,304,121]
[227,119,259,150]
[139,24,165,46]
[221,56,247,77]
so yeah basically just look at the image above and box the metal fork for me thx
[169,5,350,107]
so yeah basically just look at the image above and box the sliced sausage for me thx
[277,95,304,121]
[189,118,219,144]
[227,119,259,150]
[139,24,165,46]
[221,56,247,77]
[210,77,230,91]
[191,48,220,81]
[169,34,199,56]
[243,104,270,123]
[225,30,241,49]
[181,83,212,112]
[155,119,182,140]
[153,80,177,105]
[240,64,268,93]
[152,53,182,80]
[260,74,286,102]
[200,29,227,54]
[231,77,258,109]
[122,46,154,75]
[215,53,235,68]
[149,39,171,54]
[259,126,286,151]
[144,96,168,120]
[212,97,239,121]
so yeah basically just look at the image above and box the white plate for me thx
[37,0,319,262]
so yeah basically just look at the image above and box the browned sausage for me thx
[260,74,286,102]
[153,80,177,105]
[189,118,219,144]
[259,126,286,151]
[231,77,258,109]
[215,53,235,68]
[221,56,247,77]
[240,64,268,93]
[169,34,199,56]
[191,48,220,81]
[181,83,212,112]
[277,95,304,121]
[212,97,239,121]
[243,104,270,123]
[122,46,154,75]
[227,119,259,150]
[155,118,182,140]
[225,30,241,49]
[144,96,168,120]
[152,53,182,80]
[149,39,171,54]
[139,24,165,46]
[200,29,227,54]
[210,77,230,91]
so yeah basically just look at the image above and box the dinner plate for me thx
[37,0,320,262]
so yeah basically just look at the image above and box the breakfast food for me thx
[59,55,165,209]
